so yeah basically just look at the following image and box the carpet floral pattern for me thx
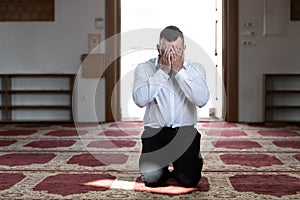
[0,122,299,199]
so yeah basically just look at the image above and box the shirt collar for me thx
[155,57,165,71]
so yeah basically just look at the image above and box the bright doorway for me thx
[120,0,223,121]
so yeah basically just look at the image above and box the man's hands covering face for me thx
[170,45,184,73]
[158,45,184,74]
[158,46,172,74]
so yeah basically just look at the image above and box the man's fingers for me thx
[162,47,171,58]
[168,54,171,65]
[162,48,167,58]
[171,45,177,54]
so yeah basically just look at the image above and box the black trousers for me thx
[139,126,203,187]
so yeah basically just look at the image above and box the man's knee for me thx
[175,172,201,188]
[141,169,165,187]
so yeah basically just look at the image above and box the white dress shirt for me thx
[132,57,210,128]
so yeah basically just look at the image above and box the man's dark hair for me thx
[160,25,184,44]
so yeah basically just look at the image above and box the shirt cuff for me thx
[175,68,190,81]
[150,68,170,83]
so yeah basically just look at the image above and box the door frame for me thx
[105,0,238,122]
[223,0,239,122]
[105,0,121,122]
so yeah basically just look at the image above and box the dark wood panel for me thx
[0,0,54,21]
[291,0,300,20]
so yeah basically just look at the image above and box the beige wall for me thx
[239,0,300,122]
[0,0,104,74]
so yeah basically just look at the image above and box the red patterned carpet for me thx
[0,122,299,199]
